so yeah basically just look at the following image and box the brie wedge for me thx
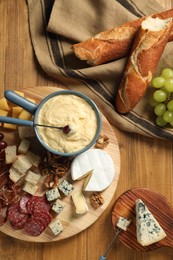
[71,149,115,192]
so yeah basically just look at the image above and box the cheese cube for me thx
[58,179,74,196]
[46,187,61,201]
[9,167,25,183]
[14,90,25,97]
[26,151,41,167]
[52,199,64,214]
[49,219,64,236]
[0,109,8,117]
[18,110,32,121]
[25,170,41,185]
[12,155,32,174]
[116,216,131,231]
[18,126,35,139]
[3,123,17,130]
[23,181,38,195]
[0,97,10,111]
[18,139,30,154]
[12,107,23,118]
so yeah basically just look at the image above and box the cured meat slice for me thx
[8,203,28,229]
[18,195,31,214]
[0,206,8,226]
[33,209,52,227]
[26,195,51,214]
[24,218,45,236]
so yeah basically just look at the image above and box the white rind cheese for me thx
[116,216,131,231]
[71,149,115,192]
[136,199,167,246]
[71,190,88,214]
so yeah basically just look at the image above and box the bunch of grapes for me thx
[150,68,173,127]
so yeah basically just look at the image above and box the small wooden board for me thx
[0,86,121,242]
[112,188,173,251]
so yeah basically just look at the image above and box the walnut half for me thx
[90,192,104,209]
[95,135,109,149]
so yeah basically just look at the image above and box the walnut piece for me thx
[90,192,104,209]
[95,135,109,149]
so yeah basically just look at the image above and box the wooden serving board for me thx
[0,86,121,242]
[112,188,173,252]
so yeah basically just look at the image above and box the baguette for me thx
[72,9,173,65]
[115,17,173,114]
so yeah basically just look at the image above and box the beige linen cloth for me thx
[27,0,173,139]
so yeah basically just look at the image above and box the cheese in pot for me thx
[37,94,98,153]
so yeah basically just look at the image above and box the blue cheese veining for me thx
[136,199,167,246]
[116,216,131,231]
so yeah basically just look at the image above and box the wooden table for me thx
[0,0,173,259]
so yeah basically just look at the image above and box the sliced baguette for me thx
[115,17,173,113]
[72,9,173,65]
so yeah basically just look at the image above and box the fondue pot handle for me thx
[4,90,38,114]
[0,116,33,127]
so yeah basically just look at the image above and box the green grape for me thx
[167,100,173,112]
[154,103,166,116]
[151,77,165,88]
[163,110,173,122]
[156,116,167,127]
[149,97,159,107]
[153,90,167,102]
[164,78,173,92]
[161,68,173,79]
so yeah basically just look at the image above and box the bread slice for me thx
[9,166,25,183]
[5,145,17,164]
[18,126,35,139]
[18,139,31,154]
[26,151,41,167]
[25,170,41,185]
[12,154,32,174]
[23,181,38,195]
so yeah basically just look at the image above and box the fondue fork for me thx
[33,123,71,134]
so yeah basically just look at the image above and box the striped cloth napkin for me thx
[27,0,173,139]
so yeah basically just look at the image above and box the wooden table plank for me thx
[0,0,173,259]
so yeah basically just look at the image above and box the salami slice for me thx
[24,218,45,236]
[18,195,31,214]
[26,195,51,214]
[8,203,28,229]
[33,210,52,227]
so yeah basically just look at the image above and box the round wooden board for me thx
[0,86,121,242]
[112,188,173,252]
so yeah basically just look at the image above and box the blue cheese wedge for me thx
[116,216,131,231]
[136,199,167,246]
[46,187,61,201]
[49,218,64,236]
[52,199,64,214]
[58,179,74,196]
[71,190,88,214]
[71,149,115,192]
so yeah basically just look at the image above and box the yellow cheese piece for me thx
[3,123,17,130]
[0,110,9,126]
[12,106,23,118]
[71,190,88,214]
[0,97,10,111]
[14,90,25,97]
[27,98,36,103]
[0,109,8,116]
[18,110,32,120]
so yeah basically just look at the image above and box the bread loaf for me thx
[72,9,173,65]
[115,17,173,114]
